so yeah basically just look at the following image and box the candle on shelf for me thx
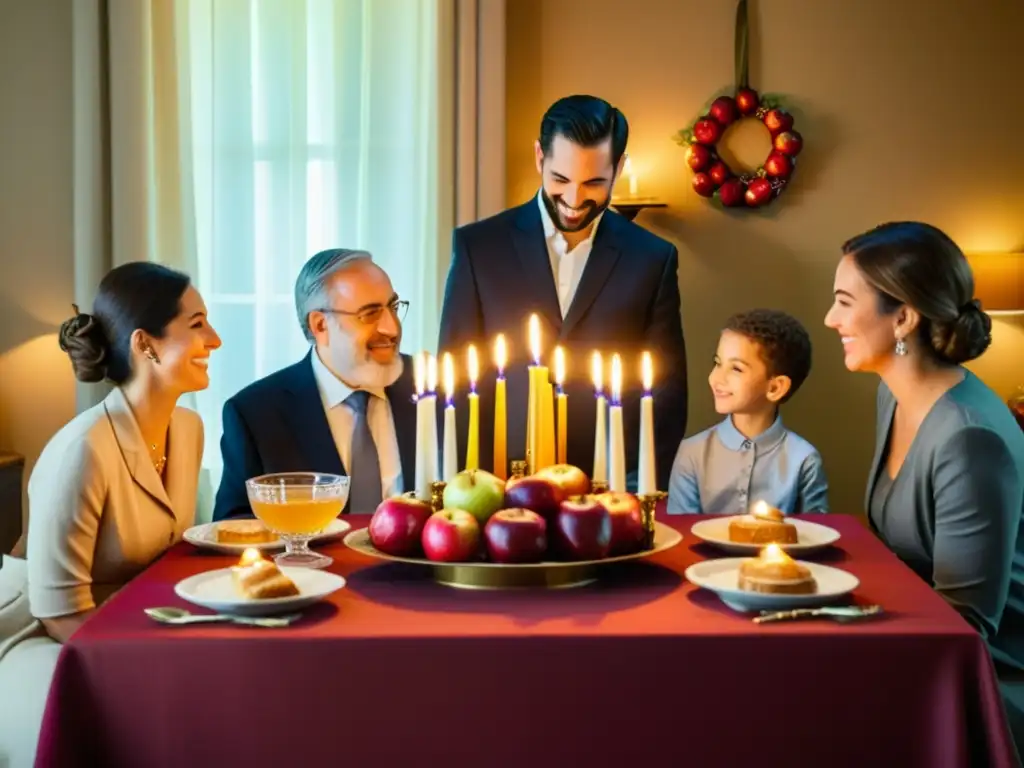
[526,315,547,474]
[465,344,480,471]
[554,347,568,465]
[608,353,626,492]
[493,334,508,480]
[637,351,656,495]
[592,351,607,486]
[442,352,457,481]
[623,154,638,197]
[414,352,440,500]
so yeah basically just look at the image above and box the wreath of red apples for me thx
[675,89,803,209]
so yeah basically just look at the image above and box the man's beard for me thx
[324,330,404,390]
[541,188,611,233]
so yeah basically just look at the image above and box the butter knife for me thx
[753,605,884,624]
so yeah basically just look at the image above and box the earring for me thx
[144,346,160,364]
[895,337,907,356]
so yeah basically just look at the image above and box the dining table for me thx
[34,513,1019,768]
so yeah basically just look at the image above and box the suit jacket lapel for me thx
[386,354,417,492]
[285,354,346,477]
[103,387,174,519]
[864,393,896,515]
[561,214,623,338]
[513,202,562,334]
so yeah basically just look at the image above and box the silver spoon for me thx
[753,604,884,624]
[144,606,300,628]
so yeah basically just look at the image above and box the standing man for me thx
[214,249,417,519]
[438,94,687,491]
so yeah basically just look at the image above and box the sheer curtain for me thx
[180,0,452,520]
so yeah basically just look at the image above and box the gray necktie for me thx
[345,390,382,512]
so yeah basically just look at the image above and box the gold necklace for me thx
[151,445,167,474]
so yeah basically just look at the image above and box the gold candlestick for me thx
[590,480,609,494]
[637,491,667,550]
[429,481,447,512]
[510,460,528,480]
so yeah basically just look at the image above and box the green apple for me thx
[442,469,506,525]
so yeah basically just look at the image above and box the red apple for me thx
[503,476,567,522]
[708,96,739,127]
[421,509,481,562]
[685,144,712,172]
[763,109,794,135]
[595,492,645,556]
[745,177,773,207]
[708,161,732,186]
[692,117,722,146]
[735,87,759,116]
[764,151,793,178]
[773,130,803,156]
[554,496,612,561]
[717,178,745,207]
[368,494,434,556]
[534,463,591,496]
[692,172,716,198]
[484,509,547,564]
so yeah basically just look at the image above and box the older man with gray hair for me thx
[213,249,417,521]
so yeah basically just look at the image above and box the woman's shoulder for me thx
[926,373,1024,459]
[28,403,116,492]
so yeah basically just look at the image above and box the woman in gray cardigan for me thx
[824,222,1024,677]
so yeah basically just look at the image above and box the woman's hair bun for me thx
[58,304,109,383]
[929,299,992,365]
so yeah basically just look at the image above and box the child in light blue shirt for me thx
[667,309,829,514]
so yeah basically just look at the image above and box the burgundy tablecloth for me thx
[35,515,1018,768]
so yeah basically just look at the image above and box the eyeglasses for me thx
[318,298,409,326]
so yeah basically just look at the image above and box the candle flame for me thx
[591,351,603,393]
[414,351,426,396]
[529,314,541,364]
[554,346,566,386]
[494,334,507,373]
[751,500,783,522]
[611,353,622,403]
[641,351,653,392]
[467,344,479,386]
[239,547,263,567]
[442,352,455,398]
[426,353,438,393]
[761,543,790,563]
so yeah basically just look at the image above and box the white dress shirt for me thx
[537,190,605,318]
[310,351,404,498]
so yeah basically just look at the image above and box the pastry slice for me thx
[231,548,300,599]
[216,519,277,544]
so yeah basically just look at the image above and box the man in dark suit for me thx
[213,250,417,520]
[438,95,687,491]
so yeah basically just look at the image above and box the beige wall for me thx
[506,0,1024,514]
[0,0,77,530]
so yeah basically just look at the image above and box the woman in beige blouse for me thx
[0,262,221,767]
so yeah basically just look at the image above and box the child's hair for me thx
[723,309,812,404]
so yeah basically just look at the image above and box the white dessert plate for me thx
[685,557,859,613]
[174,566,346,616]
[183,519,351,554]
[689,516,841,555]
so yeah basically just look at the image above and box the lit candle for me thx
[624,154,638,197]
[526,315,546,474]
[540,371,556,470]
[465,344,480,471]
[761,543,790,563]
[413,352,439,500]
[592,352,607,485]
[751,500,783,522]
[554,347,568,465]
[608,353,626,492]
[638,351,656,495]
[442,352,457,481]
[493,335,507,480]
